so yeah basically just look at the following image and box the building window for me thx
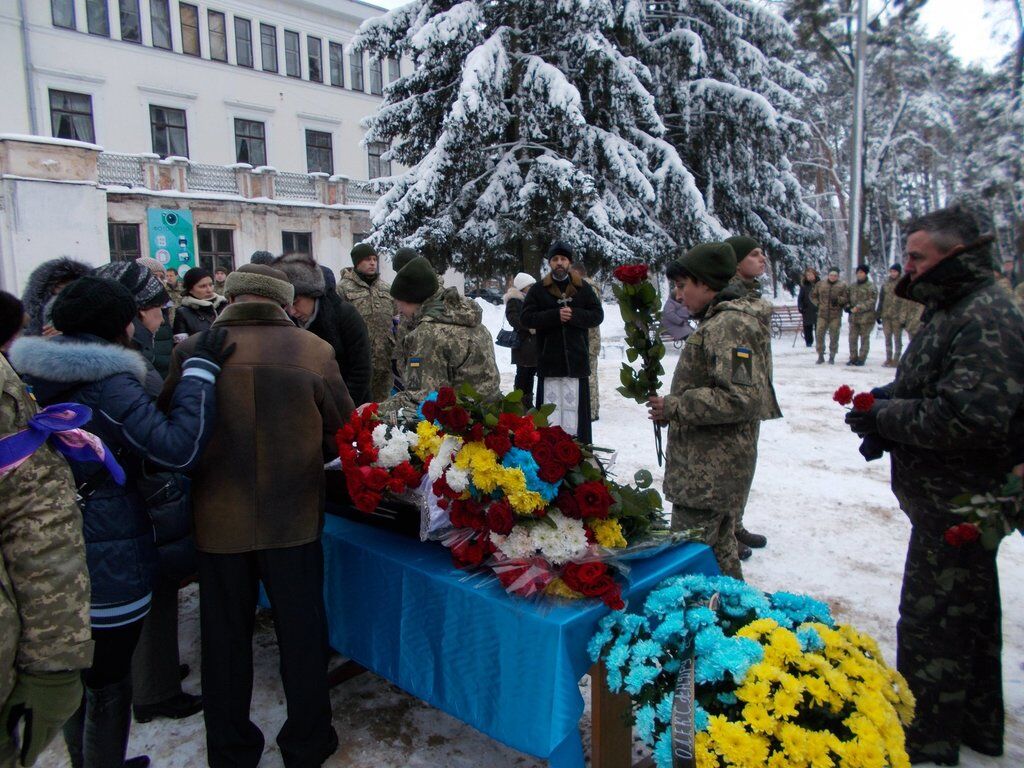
[350,50,364,91]
[86,0,110,36]
[305,130,332,174]
[197,228,235,273]
[308,36,322,83]
[234,17,253,67]
[282,231,312,257]
[118,0,141,42]
[369,58,383,95]
[234,119,266,166]
[387,57,400,83]
[150,0,171,49]
[51,0,76,29]
[179,3,199,56]
[260,23,277,73]
[150,105,188,158]
[367,142,391,179]
[108,223,142,262]
[329,42,344,87]
[50,90,95,143]
[208,10,227,61]
[284,30,301,78]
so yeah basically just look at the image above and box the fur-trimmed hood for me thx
[20,257,93,335]
[9,335,148,393]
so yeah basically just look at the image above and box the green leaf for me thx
[639,282,657,303]
[505,389,523,403]
[626,347,639,363]
[634,469,653,489]
[532,403,555,427]
[484,413,499,427]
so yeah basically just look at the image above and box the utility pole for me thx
[848,0,869,275]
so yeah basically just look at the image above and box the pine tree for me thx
[355,0,721,275]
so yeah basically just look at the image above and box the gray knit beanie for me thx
[94,261,169,310]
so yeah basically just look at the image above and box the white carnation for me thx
[445,466,470,493]
[490,511,589,566]
[428,435,462,481]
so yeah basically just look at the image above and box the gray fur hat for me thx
[224,264,295,306]
[273,254,326,298]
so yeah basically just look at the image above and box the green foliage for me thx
[613,279,665,404]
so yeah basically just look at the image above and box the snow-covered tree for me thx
[354,1,722,274]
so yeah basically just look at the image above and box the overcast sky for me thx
[367,0,1014,69]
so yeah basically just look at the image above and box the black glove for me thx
[876,318,883,327]
[845,402,884,437]
[188,328,236,369]
[869,386,891,400]
[858,434,891,462]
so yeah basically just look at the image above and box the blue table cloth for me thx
[319,514,718,768]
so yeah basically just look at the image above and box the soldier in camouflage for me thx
[648,243,767,580]
[876,263,909,367]
[810,267,849,364]
[0,351,92,768]
[846,264,877,366]
[379,257,501,422]
[845,205,1024,766]
[338,242,396,402]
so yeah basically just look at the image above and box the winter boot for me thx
[736,529,767,549]
[82,677,150,768]
[845,359,857,366]
[737,542,752,561]
[816,353,825,364]
[828,355,835,365]
[854,359,866,366]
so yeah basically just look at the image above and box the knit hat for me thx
[0,291,24,349]
[546,240,574,262]
[249,250,275,266]
[351,242,377,266]
[94,262,169,310]
[136,256,166,275]
[889,263,902,274]
[828,266,841,276]
[725,235,760,261]
[183,267,213,294]
[390,257,439,303]
[675,243,737,291]
[513,272,536,292]
[855,264,869,276]
[51,277,138,341]
[393,247,419,273]
[273,253,326,298]
[223,264,295,306]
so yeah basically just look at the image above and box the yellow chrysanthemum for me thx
[590,518,627,548]
[544,578,581,599]
[414,420,442,461]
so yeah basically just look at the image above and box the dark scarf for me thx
[357,269,379,286]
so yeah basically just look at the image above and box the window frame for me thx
[108,223,142,262]
[150,0,172,49]
[329,41,344,87]
[118,0,142,43]
[282,231,313,258]
[307,35,323,83]
[85,0,110,36]
[179,2,200,56]
[234,16,253,68]
[368,58,383,95]
[367,141,391,180]
[387,57,400,83]
[304,129,333,175]
[51,0,76,30]
[149,104,189,159]
[284,29,301,78]
[197,227,236,273]
[208,9,228,62]
[260,23,278,73]
[233,118,266,167]
[49,89,96,143]
[350,50,364,91]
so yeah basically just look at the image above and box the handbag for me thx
[496,312,521,349]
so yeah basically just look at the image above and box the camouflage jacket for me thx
[874,248,1024,532]
[338,268,395,402]
[662,284,766,511]
[729,276,782,421]
[1015,282,1024,308]
[848,278,877,323]
[877,277,903,322]
[0,355,92,708]
[379,288,501,420]
[810,280,849,321]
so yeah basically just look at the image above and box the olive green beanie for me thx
[390,256,439,303]
[676,242,737,291]
[351,242,377,266]
[725,235,760,262]
[392,247,420,273]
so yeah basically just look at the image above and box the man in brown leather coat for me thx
[162,264,353,768]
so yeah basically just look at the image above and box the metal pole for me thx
[847,0,869,275]
[18,0,39,135]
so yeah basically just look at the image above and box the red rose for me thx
[600,583,625,611]
[944,522,981,546]
[451,536,488,569]
[485,499,515,535]
[553,439,582,468]
[352,490,381,513]
[421,400,439,422]
[498,412,525,432]
[436,387,457,408]
[442,406,470,433]
[833,385,855,406]
[613,264,649,285]
[538,426,570,445]
[538,459,567,484]
[532,442,555,466]
[561,561,609,595]
[449,498,486,531]
[852,392,876,412]
[363,467,390,492]
[555,488,582,518]
[484,433,512,458]
[514,427,540,449]
[573,481,614,519]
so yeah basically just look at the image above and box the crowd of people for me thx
[0,203,1020,767]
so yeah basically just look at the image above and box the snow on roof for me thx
[0,134,103,152]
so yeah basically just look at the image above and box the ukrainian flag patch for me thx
[409,357,421,368]
[735,347,751,359]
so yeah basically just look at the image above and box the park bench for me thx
[771,305,804,342]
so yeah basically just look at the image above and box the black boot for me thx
[83,677,150,768]
[737,543,752,560]
[736,529,767,548]
[133,692,203,723]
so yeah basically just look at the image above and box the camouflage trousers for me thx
[882,319,905,361]
[671,504,743,580]
[848,317,873,362]
[734,423,759,535]
[897,524,1003,762]
[588,329,601,420]
[815,317,842,358]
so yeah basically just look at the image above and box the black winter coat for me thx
[133,318,174,379]
[520,273,603,378]
[504,289,538,368]
[797,279,818,324]
[9,334,217,605]
[173,295,226,337]
[306,292,372,406]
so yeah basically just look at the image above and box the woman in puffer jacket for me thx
[9,276,233,768]
[172,268,227,338]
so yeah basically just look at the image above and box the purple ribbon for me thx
[0,403,126,485]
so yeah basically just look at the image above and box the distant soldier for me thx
[846,264,877,366]
[846,205,1024,765]
[570,263,602,421]
[338,243,396,402]
[379,257,500,421]
[647,243,766,580]
[877,263,910,367]
[811,267,849,364]
[390,247,423,393]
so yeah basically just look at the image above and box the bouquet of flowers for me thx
[946,471,1024,549]
[337,386,673,608]
[589,575,915,768]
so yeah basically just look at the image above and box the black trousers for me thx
[802,321,815,346]
[513,365,536,410]
[198,542,335,768]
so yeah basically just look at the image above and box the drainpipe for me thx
[18,0,39,134]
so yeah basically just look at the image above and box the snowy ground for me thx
[39,300,1023,768]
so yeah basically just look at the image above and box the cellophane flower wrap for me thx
[337,386,676,609]
[588,574,915,768]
